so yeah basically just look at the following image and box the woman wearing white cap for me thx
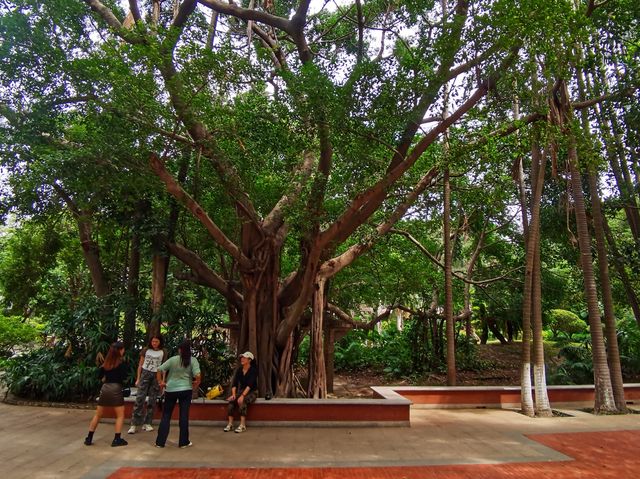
[224,351,258,433]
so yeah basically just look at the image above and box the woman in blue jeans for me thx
[155,339,201,448]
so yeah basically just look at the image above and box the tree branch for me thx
[326,303,392,330]
[83,0,145,44]
[167,243,243,308]
[172,0,198,28]
[263,150,317,232]
[149,154,253,270]
[390,228,522,285]
[128,0,141,23]
[198,0,291,33]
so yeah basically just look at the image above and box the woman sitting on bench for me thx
[224,351,258,433]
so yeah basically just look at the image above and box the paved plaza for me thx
[1,401,639,478]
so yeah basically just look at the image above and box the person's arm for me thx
[193,373,202,390]
[191,358,202,390]
[156,357,169,390]
[135,350,145,386]
[239,385,250,398]
[227,368,239,401]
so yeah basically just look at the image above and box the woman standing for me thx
[224,351,258,433]
[84,341,129,447]
[155,339,201,448]
[127,335,167,434]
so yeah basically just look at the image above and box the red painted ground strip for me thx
[108,430,639,479]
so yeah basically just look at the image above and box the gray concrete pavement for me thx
[1,401,639,479]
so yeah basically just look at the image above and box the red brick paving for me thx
[108,430,639,478]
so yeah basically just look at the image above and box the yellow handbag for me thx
[206,384,224,399]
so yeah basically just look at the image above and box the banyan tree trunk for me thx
[308,276,328,398]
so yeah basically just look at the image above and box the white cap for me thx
[240,351,254,360]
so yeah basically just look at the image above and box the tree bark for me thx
[443,168,456,386]
[558,78,616,413]
[577,61,627,412]
[518,135,546,418]
[123,227,140,350]
[530,140,551,417]
[308,276,327,398]
[588,168,627,412]
[567,142,616,413]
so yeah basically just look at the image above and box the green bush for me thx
[1,346,106,401]
[333,326,413,378]
[546,309,587,340]
[617,314,640,376]
[455,338,491,371]
[546,338,593,385]
[331,322,485,379]
[0,315,41,356]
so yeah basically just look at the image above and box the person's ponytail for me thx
[178,339,191,368]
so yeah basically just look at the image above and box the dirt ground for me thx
[331,342,528,398]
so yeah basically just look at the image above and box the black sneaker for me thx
[84,437,92,446]
[111,437,128,447]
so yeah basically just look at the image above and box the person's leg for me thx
[155,391,177,447]
[114,405,125,433]
[88,405,103,432]
[144,376,160,427]
[177,389,192,447]
[236,391,256,432]
[130,375,149,431]
[85,406,103,444]
[111,406,128,446]
[224,400,236,431]
[131,371,153,431]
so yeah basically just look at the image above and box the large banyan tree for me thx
[63,0,525,397]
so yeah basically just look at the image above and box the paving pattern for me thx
[1,401,639,479]
[107,430,639,478]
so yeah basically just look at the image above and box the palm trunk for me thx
[532,239,552,416]
[577,62,627,412]
[587,169,627,412]
[518,136,546,417]
[566,128,616,413]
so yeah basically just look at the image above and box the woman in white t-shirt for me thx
[127,335,167,434]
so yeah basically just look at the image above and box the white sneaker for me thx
[234,425,246,433]
[127,425,137,434]
[142,424,154,432]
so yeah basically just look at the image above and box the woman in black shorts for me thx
[84,341,129,447]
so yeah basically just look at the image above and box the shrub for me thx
[332,326,413,378]
[1,346,105,401]
[546,309,587,340]
[0,315,40,357]
[546,337,593,385]
[331,322,485,379]
[616,314,640,377]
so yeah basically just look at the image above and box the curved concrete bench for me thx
[107,393,411,427]
[373,383,640,409]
